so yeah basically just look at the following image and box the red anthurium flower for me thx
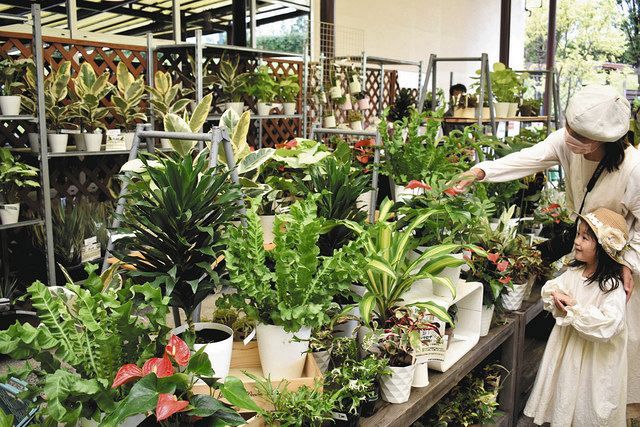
[111,364,143,388]
[499,276,512,285]
[406,180,432,190]
[156,394,189,422]
[496,260,510,272]
[166,335,190,366]
[275,140,298,149]
[354,138,373,149]
[486,252,500,263]
[443,187,461,197]
[249,146,255,152]
[142,354,174,378]
[356,154,370,164]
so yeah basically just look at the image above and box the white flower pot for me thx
[412,355,429,388]
[256,102,272,116]
[349,120,363,131]
[80,414,145,427]
[358,97,371,110]
[380,364,416,403]
[256,323,311,380]
[501,282,528,311]
[0,95,21,115]
[311,350,331,373]
[0,203,20,225]
[259,215,276,244]
[435,252,464,296]
[172,322,234,379]
[494,102,510,118]
[283,102,296,115]
[356,190,373,212]
[161,138,172,150]
[72,133,85,151]
[27,133,39,153]
[323,115,336,128]
[508,102,519,117]
[349,80,362,94]
[225,102,245,115]
[332,305,360,338]
[123,132,135,150]
[480,304,495,337]
[329,86,343,99]
[84,133,102,152]
[319,92,327,103]
[47,133,68,153]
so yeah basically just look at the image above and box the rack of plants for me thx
[0,115,36,122]
[361,317,517,427]
[0,219,43,231]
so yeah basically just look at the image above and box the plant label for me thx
[243,327,256,346]
[81,236,101,263]
[106,129,126,151]
[331,412,348,421]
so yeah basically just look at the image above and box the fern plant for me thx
[0,264,169,425]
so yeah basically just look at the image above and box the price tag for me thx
[81,236,101,263]
[243,327,256,346]
[331,412,348,421]
[105,129,126,151]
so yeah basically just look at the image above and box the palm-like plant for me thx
[111,62,147,131]
[344,199,463,326]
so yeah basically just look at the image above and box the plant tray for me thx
[192,341,322,410]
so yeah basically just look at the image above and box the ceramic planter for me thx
[259,214,276,244]
[71,132,85,151]
[225,101,245,115]
[435,252,464,296]
[356,190,373,212]
[349,80,362,94]
[357,97,371,110]
[84,133,102,152]
[0,95,20,115]
[480,304,495,337]
[47,133,68,153]
[507,102,519,117]
[349,120,363,131]
[256,323,311,380]
[172,322,234,379]
[493,102,510,118]
[123,132,135,150]
[380,364,416,403]
[412,355,429,388]
[27,133,39,153]
[501,283,527,311]
[0,203,19,225]
[256,102,272,116]
[329,86,343,99]
[323,115,337,128]
[283,102,296,115]
[311,350,331,373]
[318,91,327,103]
[340,97,353,110]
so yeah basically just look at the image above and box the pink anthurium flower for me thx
[499,276,512,285]
[156,394,189,422]
[111,364,143,388]
[165,335,190,366]
[496,260,510,272]
[406,180,432,190]
[142,353,174,378]
[486,252,500,263]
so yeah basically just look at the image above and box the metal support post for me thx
[250,0,257,49]
[66,0,77,38]
[483,53,497,135]
[361,51,367,90]
[417,54,435,114]
[146,33,156,152]
[173,0,181,43]
[195,30,204,152]
[417,60,423,95]
[379,64,385,113]
[302,43,309,138]
[431,60,437,111]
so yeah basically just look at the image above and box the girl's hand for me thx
[622,265,634,302]
[552,291,576,313]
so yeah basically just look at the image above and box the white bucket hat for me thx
[565,85,630,142]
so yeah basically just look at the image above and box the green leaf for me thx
[189,93,213,132]
[186,347,215,377]
[100,374,158,427]
[186,394,232,417]
[220,376,261,412]
[358,293,377,326]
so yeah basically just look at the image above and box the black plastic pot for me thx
[332,403,362,427]
[361,386,380,418]
[0,310,38,331]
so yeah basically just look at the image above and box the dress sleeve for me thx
[559,284,626,343]
[621,163,640,275]
[475,129,563,183]
[541,272,569,318]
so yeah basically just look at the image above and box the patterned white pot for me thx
[312,350,331,373]
[480,304,495,337]
[501,283,527,311]
[380,364,416,403]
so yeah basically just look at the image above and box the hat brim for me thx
[576,214,629,267]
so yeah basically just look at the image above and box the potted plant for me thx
[19,59,40,151]
[519,97,542,116]
[44,61,77,153]
[0,57,28,115]
[245,65,277,116]
[278,74,300,115]
[347,109,363,130]
[215,54,250,115]
[146,70,192,149]
[355,92,370,110]
[220,197,361,380]
[73,63,113,152]
[0,148,39,225]
[346,66,362,94]
[487,62,526,117]
[111,62,147,150]
[323,109,337,128]
[337,95,353,111]
[329,65,343,99]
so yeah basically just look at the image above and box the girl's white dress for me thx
[524,267,627,426]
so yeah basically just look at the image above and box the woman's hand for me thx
[552,291,576,314]
[622,265,634,302]
[450,168,486,193]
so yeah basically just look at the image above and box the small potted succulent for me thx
[0,148,39,225]
[278,74,300,115]
[0,57,28,116]
[347,109,363,130]
[245,65,277,116]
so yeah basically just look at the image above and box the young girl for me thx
[524,207,628,426]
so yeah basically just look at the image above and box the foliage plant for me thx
[519,98,542,116]
[0,148,39,204]
[245,65,278,103]
[43,61,78,132]
[278,74,300,102]
[210,307,256,342]
[146,70,191,120]
[388,87,416,122]
[486,62,527,103]
[73,62,114,132]
[0,56,28,96]
[0,264,170,425]
[104,334,259,426]
[343,199,459,326]
[113,145,243,328]
[214,54,250,103]
[111,62,147,131]
[162,93,213,155]
[347,109,363,122]
[220,197,361,332]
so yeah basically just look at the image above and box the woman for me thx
[455,84,640,403]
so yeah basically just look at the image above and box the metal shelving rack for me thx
[0,4,57,286]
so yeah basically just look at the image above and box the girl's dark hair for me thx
[570,223,623,292]
[601,134,629,172]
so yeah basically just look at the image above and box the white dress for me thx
[476,128,640,403]
[524,268,627,426]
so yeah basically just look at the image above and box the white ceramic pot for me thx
[356,190,373,212]
[435,253,465,296]
[225,102,245,115]
[329,86,343,99]
[332,305,360,338]
[494,102,510,118]
[161,138,172,150]
[0,95,21,115]
[349,80,362,94]
[480,304,495,337]
[501,283,528,311]
[123,132,135,150]
[350,121,363,131]
[256,323,311,380]
[84,133,102,152]
[80,414,145,427]
[48,133,68,153]
[256,102,272,116]
[259,215,276,244]
[323,115,337,128]
[412,355,429,388]
[319,91,327,104]
[283,102,296,115]
[27,133,39,153]
[311,350,331,373]
[0,203,19,225]
[508,102,519,117]
[380,364,416,403]
[358,97,371,110]
[72,132,85,151]
[172,322,234,379]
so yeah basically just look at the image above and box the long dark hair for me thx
[601,134,629,172]
[570,224,623,293]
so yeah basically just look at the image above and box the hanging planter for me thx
[357,96,371,110]
[480,304,495,337]
[329,86,343,99]
[349,79,362,94]
[323,114,337,128]
[380,364,416,404]
[256,323,311,380]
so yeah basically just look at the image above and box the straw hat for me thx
[577,207,629,264]
[565,85,630,142]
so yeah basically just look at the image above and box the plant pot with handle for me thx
[0,95,21,116]
[0,203,19,225]
[47,133,69,153]
[329,86,343,99]
[283,102,296,115]
[27,133,39,153]
[84,132,102,152]
[323,114,337,128]
[380,364,416,403]
[226,101,245,115]
[256,323,311,380]
[480,304,495,337]
[349,80,362,94]
[172,322,234,379]
[349,120,363,131]
[501,282,527,311]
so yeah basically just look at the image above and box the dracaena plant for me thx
[0,264,170,425]
[111,62,147,131]
[73,62,114,132]
[0,148,39,204]
[103,334,259,426]
[220,197,362,332]
[146,70,191,121]
[44,61,78,133]
[113,147,243,330]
